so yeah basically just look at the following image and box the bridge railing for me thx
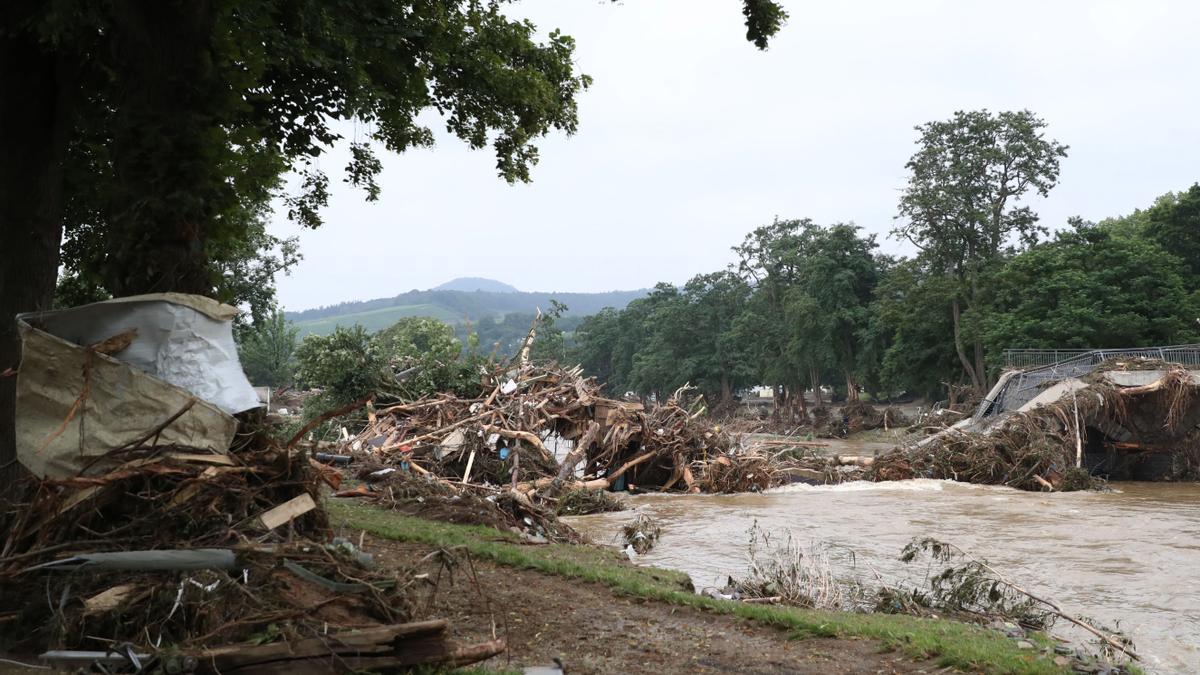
[981,345,1200,420]
[1002,345,1200,369]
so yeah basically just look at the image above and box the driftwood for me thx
[286,394,374,450]
[191,620,505,673]
[551,421,600,490]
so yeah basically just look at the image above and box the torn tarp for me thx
[14,293,260,478]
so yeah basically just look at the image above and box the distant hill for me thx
[433,277,519,293]
[286,285,648,337]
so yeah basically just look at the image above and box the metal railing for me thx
[980,345,1200,420]
[1002,345,1200,369]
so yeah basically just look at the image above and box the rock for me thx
[1054,656,1071,667]
[1016,640,1035,650]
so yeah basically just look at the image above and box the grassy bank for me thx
[328,500,1067,674]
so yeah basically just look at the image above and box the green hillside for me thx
[293,303,463,337]
[287,280,647,337]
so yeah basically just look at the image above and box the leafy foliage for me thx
[375,317,483,398]
[237,310,299,387]
[893,109,1068,391]
[295,326,387,407]
[980,220,1200,355]
[295,316,485,411]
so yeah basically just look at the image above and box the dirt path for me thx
[366,536,936,674]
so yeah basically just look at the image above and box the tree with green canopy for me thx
[238,309,299,387]
[893,109,1068,393]
[0,0,786,469]
[980,219,1200,354]
[1143,183,1200,282]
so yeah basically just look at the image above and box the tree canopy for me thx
[893,109,1068,392]
[0,0,787,467]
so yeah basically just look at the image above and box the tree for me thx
[0,0,787,469]
[871,258,967,400]
[294,326,385,407]
[237,310,299,387]
[678,272,753,405]
[893,109,1068,392]
[733,219,817,414]
[785,223,881,401]
[1144,184,1200,281]
[374,316,480,398]
[981,220,1200,353]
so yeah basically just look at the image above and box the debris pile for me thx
[337,366,778,505]
[867,361,1200,491]
[1,293,506,671]
[621,514,661,554]
[0,433,504,670]
[722,401,910,438]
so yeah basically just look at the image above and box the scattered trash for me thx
[621,514,661,554]
[313,452,353,465]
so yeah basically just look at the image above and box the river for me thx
[569,480,1200,673]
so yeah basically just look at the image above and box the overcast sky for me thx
[270,0,1200,311]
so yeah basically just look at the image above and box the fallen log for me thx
[518,451,655,493]
[190,620,505,673]
[550,421,600,491]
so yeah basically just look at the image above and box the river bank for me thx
[329,499,1073,674]
[570,480,1199,673]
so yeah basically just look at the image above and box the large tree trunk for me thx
[844,370,859,402]
[951,296,983,393]
[719,373,733,407]
[0,24,78,476]
[809,367,824,406]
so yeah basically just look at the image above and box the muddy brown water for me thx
[570,480,1200,673]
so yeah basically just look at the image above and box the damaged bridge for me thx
[970,345,1200,481]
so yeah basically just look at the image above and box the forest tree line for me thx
[237,109,1200,416]
[570,111,1200,411]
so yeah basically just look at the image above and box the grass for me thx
[293,303,464,337]
[328,500,1068,674]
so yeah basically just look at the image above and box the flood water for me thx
[570,480,1200,673]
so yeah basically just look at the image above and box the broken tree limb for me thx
[833,455,874,467]
[971,558,1139,661]
[1032,474,1054,491]
[387,409,494,451]
[518,309,542,365]
[286,394,374,450]
[551,422,600,491]
[518,450,656,493]
[481,425,553,462]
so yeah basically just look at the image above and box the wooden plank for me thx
[258,493,317,530]
[83,584,138,615]
[166,452,236,466]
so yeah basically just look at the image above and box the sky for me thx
[270,0,1200,311]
